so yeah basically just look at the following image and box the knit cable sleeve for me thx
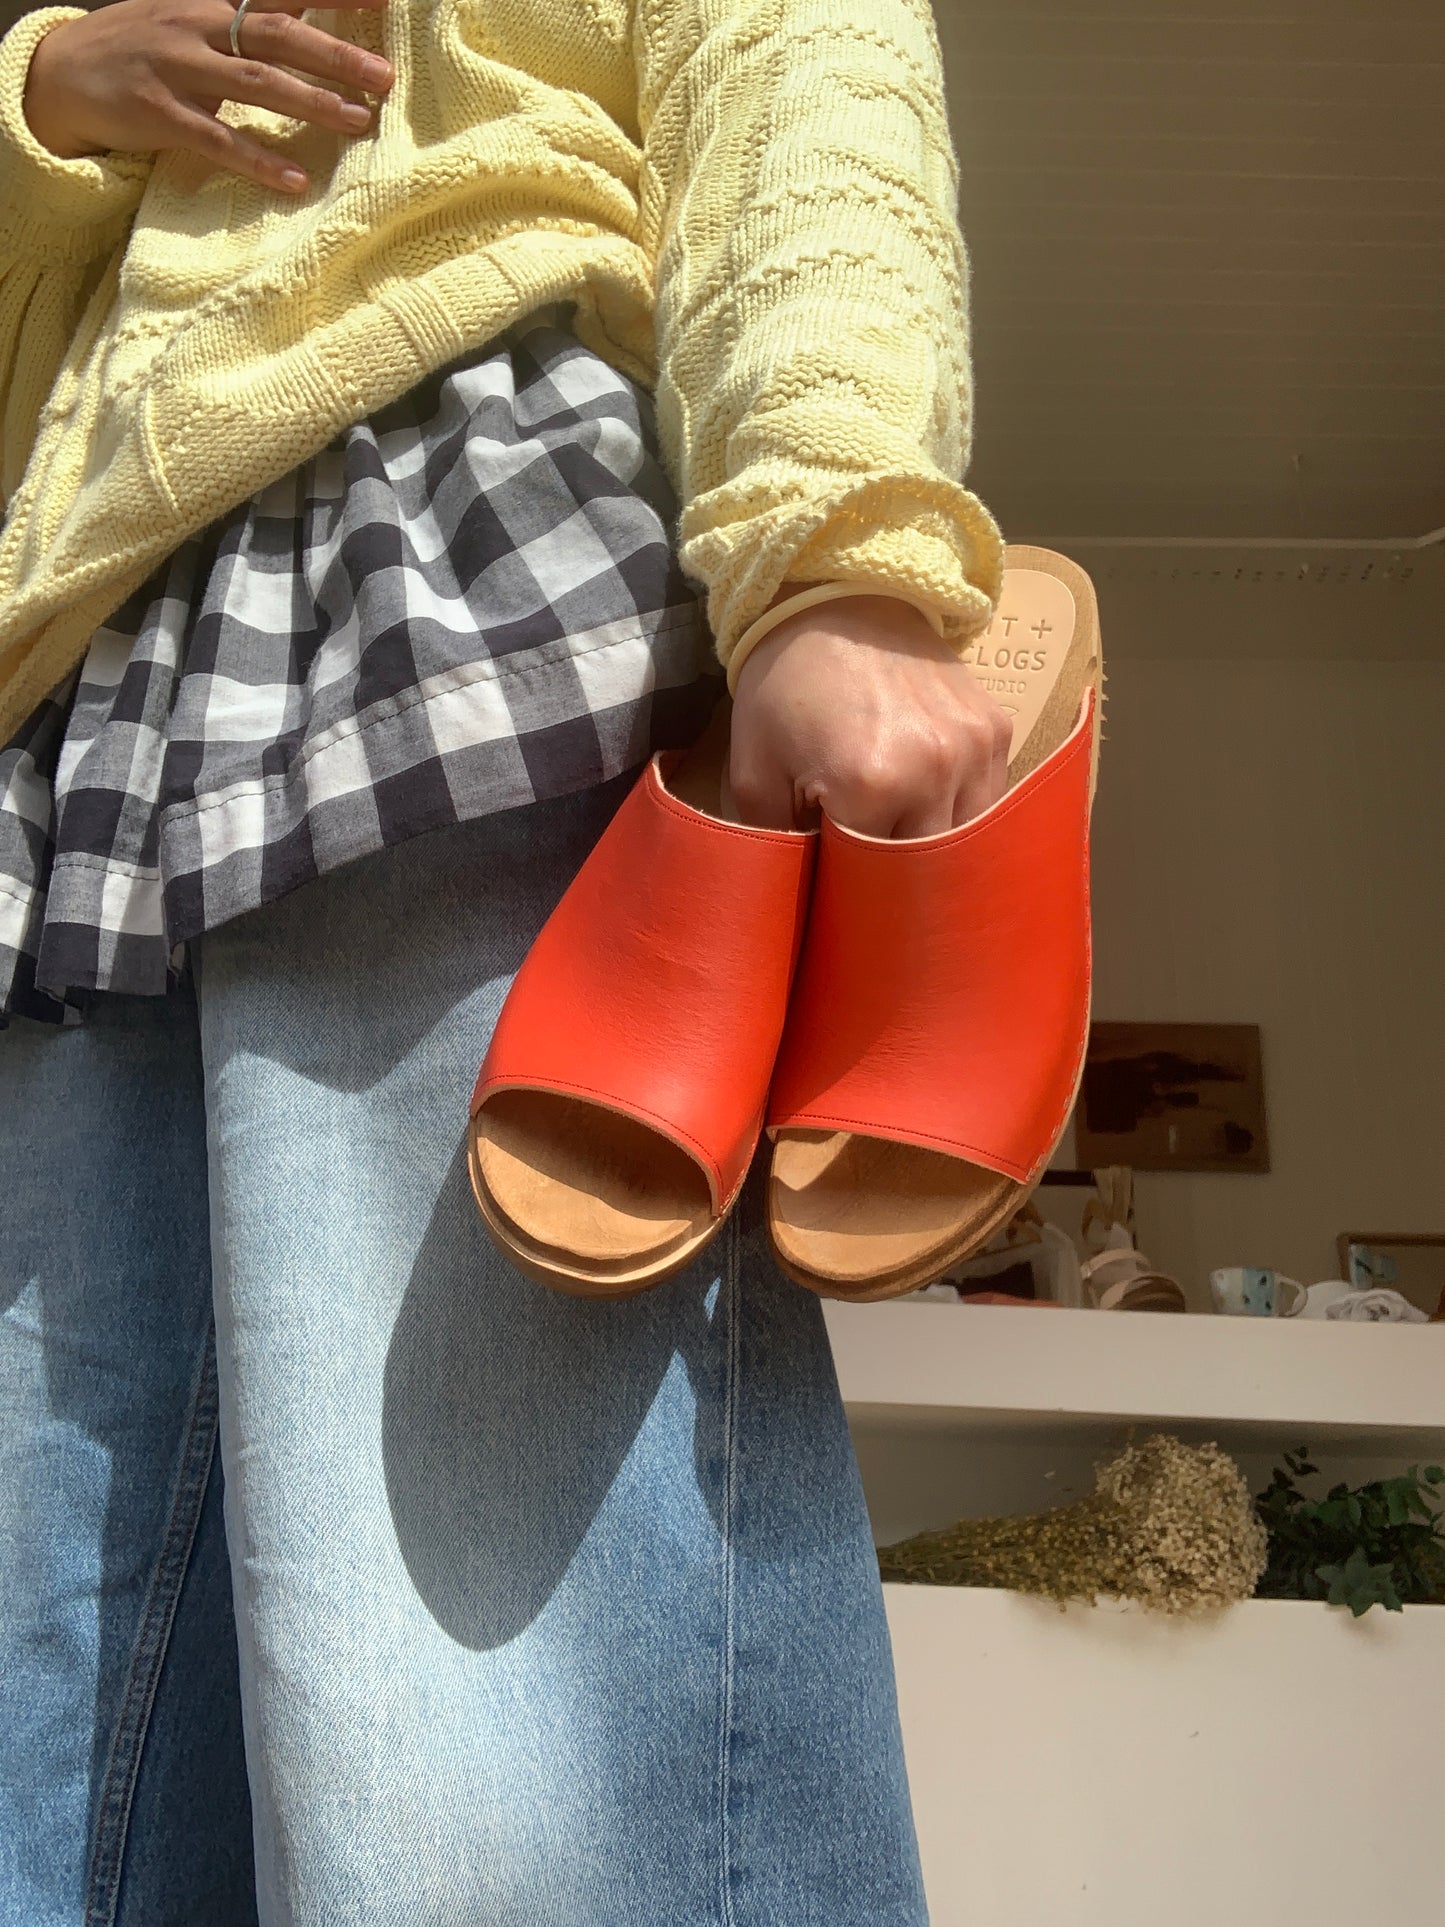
[633,0,1004,671]
[0,9,151,504]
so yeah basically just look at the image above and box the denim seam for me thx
[84,1328,221,1927]
[717,1214,741,1927]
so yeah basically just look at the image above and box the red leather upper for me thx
[767,690,1095,1184]
[473,754,815,1212]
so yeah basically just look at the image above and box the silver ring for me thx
[228,0,253,57]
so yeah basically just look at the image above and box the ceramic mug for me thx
[1209,1266,1307,1318]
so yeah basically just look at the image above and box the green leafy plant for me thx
[1253,1448,1445,1615]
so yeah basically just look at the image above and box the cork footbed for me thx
[469,707,737,1297]
[768,546,1104,1301]
[469,1094,718,1298]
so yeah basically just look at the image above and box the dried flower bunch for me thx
[878,1434,1268,1614]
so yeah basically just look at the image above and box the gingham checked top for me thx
[0,310,716,1023]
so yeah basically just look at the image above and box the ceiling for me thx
[934,0,1445,541]
[6,1,1439,548]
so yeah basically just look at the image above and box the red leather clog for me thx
[765,547,1102,1299]
[470,727,815,1296]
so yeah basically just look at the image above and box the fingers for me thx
[195,50,378,136]
[247,0,389,12]
[222,9,393,98]
[176,2,395,193]
[883,712,976,838]
[950,702,1012,829]
[837,703,1010,839]
[727,747,807,831]
[891,791,960,840]
[169,104,311,192]
[822,764,927,840]
[728,608,1017,842]
[734,741,985,841]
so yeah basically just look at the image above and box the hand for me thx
[729,590,1012,838]
[23,0,393,196]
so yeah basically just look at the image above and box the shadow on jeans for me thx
[380,1138,703,1648]
[380,1144,866,1649]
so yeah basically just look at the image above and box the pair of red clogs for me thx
[469,546,1102,1301]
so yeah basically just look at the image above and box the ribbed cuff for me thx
[684,469,1005,678]
[0,9,151,253]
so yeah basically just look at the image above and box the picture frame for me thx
[1073,1021,1270,1174]
[1335,1234,1445,1320]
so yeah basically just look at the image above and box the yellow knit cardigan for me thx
[0,0,1002,740]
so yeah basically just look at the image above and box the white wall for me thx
[889,1586,1444,1927]
[1080,645,1445,1303]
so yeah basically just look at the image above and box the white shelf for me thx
[885,1584,1442,1927]
[825,1301,1445,1454]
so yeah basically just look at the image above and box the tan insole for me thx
[471,707,735,1290]
[474,1092,712,1261]
[768,1133,1028,1300]
[770,547,1102,1299]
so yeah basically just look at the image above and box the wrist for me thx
[23,20,99,160]
[728,582,946,695]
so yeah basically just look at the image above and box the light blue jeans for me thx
[1,778,927,1926]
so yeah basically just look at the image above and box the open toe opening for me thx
[472,1089,715,1277]
[768,1129,1026,1298]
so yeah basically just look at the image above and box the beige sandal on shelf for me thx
[1080,1165,1187,1313]
[1082,1246,1188,1313]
